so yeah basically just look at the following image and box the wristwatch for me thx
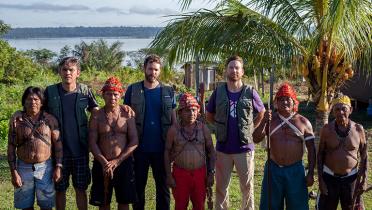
[56,163,63,169]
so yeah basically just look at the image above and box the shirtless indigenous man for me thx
[317,95,368,210]
[8,86,63,210]
[165,93,216,210]
[89,77,139,210]
[253,83,316,210]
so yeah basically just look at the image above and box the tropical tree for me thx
[0,20,10,36]
[151,0,371,135]
[73,39,125,71]
[58,45,72,62]
[25,48,57,66]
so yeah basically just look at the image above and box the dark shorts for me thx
[90,156,137,206]
[317,172,362,210]
[55,155,91,192]
[260,160,309,210]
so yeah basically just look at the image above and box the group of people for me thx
[7,54,368,210]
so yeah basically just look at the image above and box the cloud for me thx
[0,2,177,16]
[129,6,177,15]
[0,2,90,12]
[96,7,121,13]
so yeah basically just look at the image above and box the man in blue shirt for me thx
[124,54,176,210]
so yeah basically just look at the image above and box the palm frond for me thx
[151,1,304,66]
[316,0,371,64]
[247,0,314,39]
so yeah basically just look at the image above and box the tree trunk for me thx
[261,68,265,97]
[314,109,329,152]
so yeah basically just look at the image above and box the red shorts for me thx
[172,165,207,210]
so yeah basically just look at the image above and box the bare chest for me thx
[326,131,360,152]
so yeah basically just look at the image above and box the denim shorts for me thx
[14,159,55,209]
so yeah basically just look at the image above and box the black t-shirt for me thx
[45,84,98,157]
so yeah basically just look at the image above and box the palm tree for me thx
[0,20,10,36]
[151,0,371,136]
[73,39,125,71]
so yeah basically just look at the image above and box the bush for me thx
[0,40,40,84]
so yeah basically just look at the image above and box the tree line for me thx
[2,26,162,39]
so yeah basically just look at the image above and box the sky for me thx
[0,0,212,28]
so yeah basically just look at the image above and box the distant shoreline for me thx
[2,26,162,39]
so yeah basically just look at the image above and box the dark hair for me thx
[58,56,80,71]
[144,54,162,69]
[225,55,244,67]
[21,86,45,109]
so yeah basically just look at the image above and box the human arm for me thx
[205,90,217,124]
[164,125,176,188]
[206,112,215,124]
[7,115,22,188]
[318,126,328,195]
[254,110,265,129]
[88,111,109,169]
[105,116,139,173]
[252,110,271,143]
[171,110,177,126]
[252,89,266,129]
[49,116,63,183]
[356,124,368,191]
[303,118,315,187]
[203,124,216,187]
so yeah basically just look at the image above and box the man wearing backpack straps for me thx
[206,55,265,210]
[124,54,177,210]
[44,57,99,210]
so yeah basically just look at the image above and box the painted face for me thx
[179,106,199,124]
[332,103,352,122]
[103,90,122,107]
[59,63,80,85]
[24,93,42,114]
[144,62,161,83]
[226,60,244,82]
[276,96,294,113]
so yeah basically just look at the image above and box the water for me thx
[5,37,153,53]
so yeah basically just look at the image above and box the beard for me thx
[145,73,157,83]
[227,73,241,82]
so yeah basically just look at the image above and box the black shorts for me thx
[55,155,91,192]
[317,172,363,210]
[89,156,137,206]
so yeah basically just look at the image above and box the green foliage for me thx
[0,20,10,36]
[24,48,57,66]
[73,39,125,71]
[58,45,72,62]
[0,40,40,84]
[0,120,8,151]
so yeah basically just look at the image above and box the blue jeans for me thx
[14,159,55,209]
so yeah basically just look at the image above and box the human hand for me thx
[122,105,135,118]
[11,170,22,188]
[53,167,62,183]
[104,159,121,179]
[207,173,214,187]
[265,110,272,122]
[306,173,314,187]
[166,176,176,188]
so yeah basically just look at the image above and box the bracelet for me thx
[56,163,63,168]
